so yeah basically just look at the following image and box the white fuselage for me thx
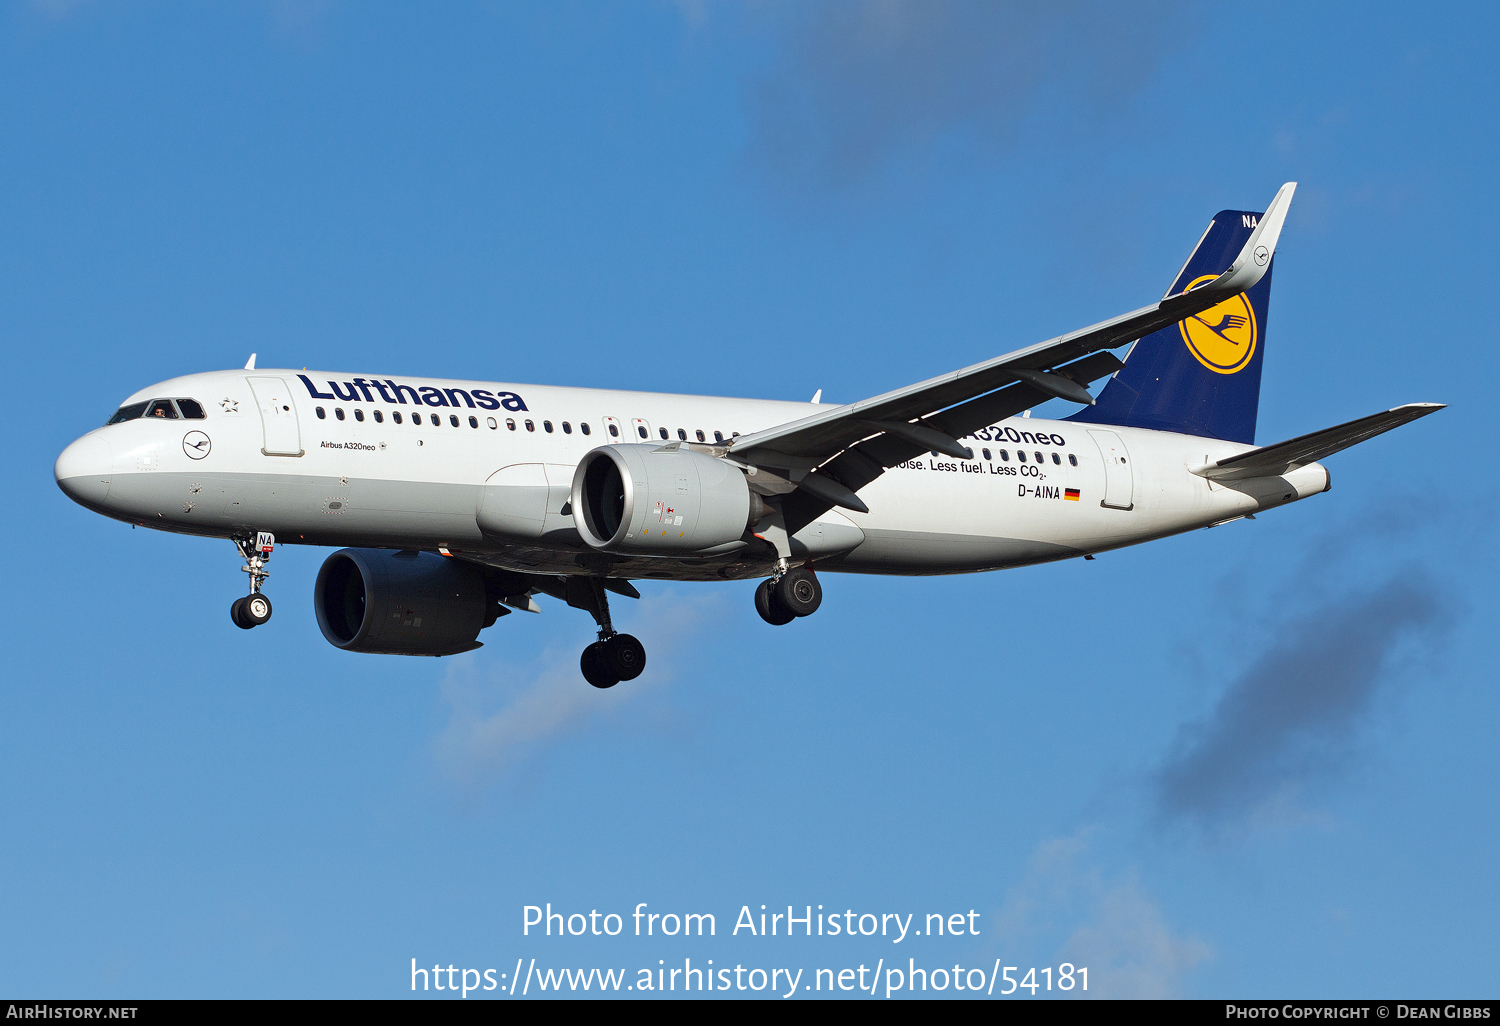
[55,368,1330,582]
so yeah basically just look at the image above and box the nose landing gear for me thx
[755,566,822,625]
[230,532,276,630]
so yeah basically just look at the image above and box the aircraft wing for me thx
[1192,403,1446,482]
[727,183,1297,530]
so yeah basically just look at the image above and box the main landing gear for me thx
[230,532,275,630]
[754,566,822,626]
[581,634,646,690]
[565,577,646,689]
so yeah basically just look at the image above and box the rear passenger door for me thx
[1087,429,1133,510]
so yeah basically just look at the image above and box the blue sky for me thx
[2,1,1496,999]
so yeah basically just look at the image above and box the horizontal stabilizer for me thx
[1192,403,1445,481]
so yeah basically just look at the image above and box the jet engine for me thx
[313,548,493,656]
[572,444,763,554]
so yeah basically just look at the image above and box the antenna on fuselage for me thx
[244,353,257,370]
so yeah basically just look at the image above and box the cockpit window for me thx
[106,402,149,425]
[105,398,207,425]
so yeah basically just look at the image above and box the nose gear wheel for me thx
[231,593,273,629]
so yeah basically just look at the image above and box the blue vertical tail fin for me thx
[1069,209,1273,444]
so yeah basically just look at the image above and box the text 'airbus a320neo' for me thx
[56,184,1442,687]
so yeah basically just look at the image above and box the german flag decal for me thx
[1064,488,1081,501]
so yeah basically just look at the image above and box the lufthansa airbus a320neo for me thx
[55,184,1442,687]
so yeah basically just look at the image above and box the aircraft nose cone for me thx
[56,432,113,509]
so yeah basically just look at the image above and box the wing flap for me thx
[1193,403,1445,481]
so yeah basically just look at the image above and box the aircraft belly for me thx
[833,450,1092,571]
[826,529,1075,575]
[100,471,486,548]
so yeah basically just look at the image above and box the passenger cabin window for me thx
[999,449,1010,461]
[469,416,479,428]
[677,428,686,440]
[1016,450,1025,462]
[637,425,648,439]
[543,420,553,433]
[506,419,516,430]
[1052,453,1060,464]
[695,430,705,442]
[1068,454,1077,466]
[316,407,326,420]
[487,417,497,429]
[983,448,992,460]
[608,423,619,437]
[146,400,178,420]
[580,423,591,435]
[394,411,403,424]
[177,399,205,419]
[335,408,345,421]
[713,431,724,443]
[106,401,150,425]
[354,409,364,422]
[525,419,535,432]
[562,422,572,434]
[1034,451,1043,463]
[659,427,668,440]
[374,410,383,423]
[430,413,440,426]
[450,415,460,427]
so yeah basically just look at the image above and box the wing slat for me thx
[732,185,1296,467]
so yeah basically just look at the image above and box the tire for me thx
[242,593,273,626]
[774,568,822,617]
[580,642,618,689]
[754,579,795,626]
[230,597,254,630]
[601,634,647,681]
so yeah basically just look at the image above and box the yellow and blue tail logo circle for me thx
[1179,274,1257,374]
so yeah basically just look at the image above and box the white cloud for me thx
[431,590,713,790]
[1060,872,1211,998]
[993,830,1209,998]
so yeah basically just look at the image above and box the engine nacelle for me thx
[314,548,488,656]
[572,444,760,554]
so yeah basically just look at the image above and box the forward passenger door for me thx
[248,376,303,457]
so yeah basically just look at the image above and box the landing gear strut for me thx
[755,566,822,626]
[566,577,646,689]
[230,532,275,630]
